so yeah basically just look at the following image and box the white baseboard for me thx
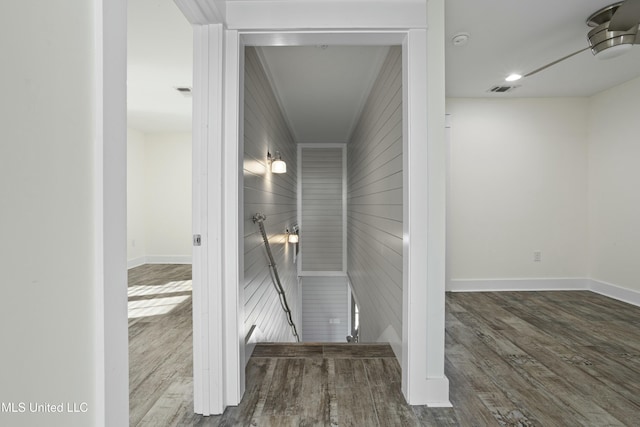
[447,278,589,292]
[145,255,192,265]
[127,255,192,269]
[127,256,147,269]
[589,279,640,307]
[377,324,402,362]
[447,277,640,308]
[244,325,262,367]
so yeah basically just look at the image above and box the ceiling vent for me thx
[175,86,192,97]
[488,85,519,93]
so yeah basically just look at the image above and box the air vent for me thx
[175,86,192,97]
[488,85,519,93]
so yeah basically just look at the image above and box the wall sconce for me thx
[268,151,286,174]
[286,225,299,243]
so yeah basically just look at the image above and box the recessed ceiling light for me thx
[505,73,522,82]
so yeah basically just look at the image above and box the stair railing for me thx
[252,212,300,342]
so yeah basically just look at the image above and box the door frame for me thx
[188,28,449,415]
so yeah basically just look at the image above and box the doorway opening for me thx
[126,0,194,424]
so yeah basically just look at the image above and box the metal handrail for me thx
[252,212,300,342]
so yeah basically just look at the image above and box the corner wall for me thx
[243,47,299,343]
[446,98,589,288]
[126,130,192,267]
[588,76,640,294]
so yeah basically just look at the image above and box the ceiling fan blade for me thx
[609,0,640,31]
[523,47,590,78]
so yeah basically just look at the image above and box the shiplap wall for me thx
[347,46,403,343]
[301,276,349,342]
[300,147,344,272]
[243,47,299,343]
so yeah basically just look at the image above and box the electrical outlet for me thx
[533,250,542,262]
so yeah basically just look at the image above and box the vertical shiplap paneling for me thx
[243,47,299,343]
[300,147,344,272]
[301,276,348,342]
[347,46,403,343]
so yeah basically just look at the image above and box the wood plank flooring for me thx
[129,265,640,426]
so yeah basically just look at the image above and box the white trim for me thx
[95,0,128,425]
[222,29,245,406]
[191,24,207,416]
[589,279,640,307]
[205,23,226,416]
[226,1,427,30]
[127,257,147,269]
[299,271,348,277]
[297,142,347,148]
[240,31,408,47]
[342,145,348,273]
[447,278,590,293]
[173,0,225,25]
[297,144,303,276]
[446,278,640,309]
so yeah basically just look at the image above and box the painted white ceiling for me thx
[446,0,640,97]
[257,46,389,143]
[127,0,193,133]
[128,0,640,133]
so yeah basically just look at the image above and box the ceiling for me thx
[128,0,193,133]
[446,0,640,98]
[257,46,389,143]
[127,0,640,134]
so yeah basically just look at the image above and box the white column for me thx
[425,0,450,406]
[401,3,450,405]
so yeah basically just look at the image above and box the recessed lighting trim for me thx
[505,73,522,82]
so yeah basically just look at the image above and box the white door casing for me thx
[175,0,449,415]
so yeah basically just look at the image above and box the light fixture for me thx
[287,225,299,243]
[505,73,522,82]
[587,3,639,60]
[268,151,286,174]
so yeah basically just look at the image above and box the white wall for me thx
[127,128,147,264]
[301,277,349,342]
[446,98,589,283]
[0,1,97,425]
[588,76,640,293]
[143,132,192,262]
[300,146,344,272]
[126,131,192,266]
[243,47,299,343]
[347,46,403,345]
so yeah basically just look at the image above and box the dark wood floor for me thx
[129,265,640,426]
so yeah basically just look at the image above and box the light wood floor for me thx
[130,265,640,426]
